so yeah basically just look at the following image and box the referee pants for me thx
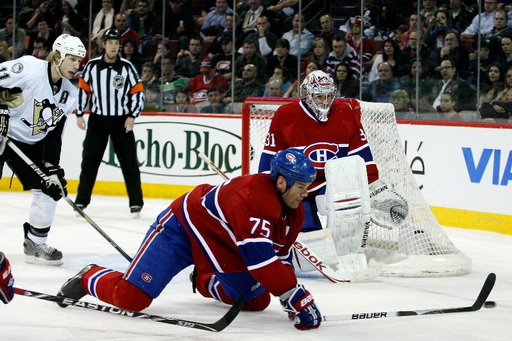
[76,114,143,208]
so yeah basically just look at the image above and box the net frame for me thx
[241,97,472,277]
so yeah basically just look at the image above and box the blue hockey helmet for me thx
[270,149,316,187]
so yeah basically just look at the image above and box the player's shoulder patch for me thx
[10,62,24,74]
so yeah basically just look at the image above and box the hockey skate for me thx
[57,264,97,308]
[130,206,142,219]
[24,237,63,266]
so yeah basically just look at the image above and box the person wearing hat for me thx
[74,29,145,218]
[187,58,229,103]
[210,34,241,82]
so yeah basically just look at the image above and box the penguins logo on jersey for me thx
[113,75,124,89]
[21,98,65,135]
[303,142,340,169]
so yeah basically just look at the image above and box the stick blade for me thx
[208,293,245,332]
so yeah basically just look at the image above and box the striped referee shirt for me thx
[77,55,144,117]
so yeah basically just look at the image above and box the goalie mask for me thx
[270,149,316,187]
[300,70,336,122]
[53,34,86,59]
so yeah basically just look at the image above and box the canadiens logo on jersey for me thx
[21,98,66,136]
[303,142,341,169]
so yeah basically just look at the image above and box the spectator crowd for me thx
[2,0,512,122]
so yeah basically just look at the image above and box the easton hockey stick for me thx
[198,152,378,283]
[322,272,496,322]
[14,287,244,332]
[6,140,133,262]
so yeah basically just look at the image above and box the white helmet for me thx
[300,70,336,122]
[53,34,86,59]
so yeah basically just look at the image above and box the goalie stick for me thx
[13,287,244,332]
[322,272,496,322]
[6,139,133,263]
[198,152,376,283]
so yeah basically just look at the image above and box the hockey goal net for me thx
[241,97,472,277]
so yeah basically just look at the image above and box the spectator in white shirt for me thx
[461,0,498,39]
[281,13,314,58]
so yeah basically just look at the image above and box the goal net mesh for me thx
[242,98,472,277]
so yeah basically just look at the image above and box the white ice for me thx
[0,192,510,340]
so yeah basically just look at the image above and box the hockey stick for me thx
[198,152,376,283]
[13,287,244,332]
[322,272,496,322]
[6,140,133,262]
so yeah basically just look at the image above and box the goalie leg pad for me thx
[324,156,371,257]
[293,229,342,272]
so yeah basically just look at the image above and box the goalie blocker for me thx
[294,156,408,278]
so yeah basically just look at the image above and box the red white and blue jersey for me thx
[259,98,379,193]
[172,173,302,296]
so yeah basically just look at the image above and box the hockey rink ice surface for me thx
[0,192,510,340]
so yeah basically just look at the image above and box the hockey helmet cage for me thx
[300,70,336,122]
[270,148,316,187]
[53,34,86,59]
[102,29,121,41]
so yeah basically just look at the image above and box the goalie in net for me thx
[243,70,471,278]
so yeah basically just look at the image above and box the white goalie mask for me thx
[52,34,86,59]
[300,70,336,122]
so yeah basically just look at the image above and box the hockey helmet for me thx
[52,34,86,59]
[300,70,336,122]
[270,149,316,187]
[102,29,121,41]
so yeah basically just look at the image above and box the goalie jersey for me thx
[0,56,76,158]
[172,173,302,296]
[259,99,379,193]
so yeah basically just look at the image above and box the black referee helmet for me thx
[102,29,120,42]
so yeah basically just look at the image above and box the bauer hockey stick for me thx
[6,139,133,262]
[322,272,496,322]
[198,152,378,283]
[13,287,244,332]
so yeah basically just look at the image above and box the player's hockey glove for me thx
[42,166,68,201]
[369,179,409,229]
[0,252,14,304]
[280,284,321,330]
[0,108,9,155]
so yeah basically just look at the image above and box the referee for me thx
[75,29,145,218]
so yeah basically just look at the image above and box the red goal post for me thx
[241,97,472,277]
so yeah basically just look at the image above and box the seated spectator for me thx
[420,0,438,23]
[26,18,57,56]
[224,64,264,103]
[447,0,473,34]
[479,66,512,120]
[141,62,158,88]
[437,91,464,121]
[284,61,319,98]
[159,55,188,104]
[432,58,476,111]
[400,31,433,77]
[187,58,229,103]
[400,13,425,51]
[114,13,142,47]
[31,37,49,60]
[175,36,206,78]
[266,0,298,35]
[368,39,404,82]
[247,15,278,57]
[0,16,26,58]
[151,40,170,74]
[483,8,512,61]
[121,39,143,71]
[234,36,267,82]
[499,35,512,69]
[237,0,273,37]
[143,85,162,112]
[400,59,435,102]
[166,86,199,113]
[430,31,470,78]
[391,89,416,120]
[461,0,498,39]
[54,0,84,38]
[263,66,292,97]
[303,37,330,72]
[478,62,505,107]
[281,13,315,59]
[206,13,241,57]
[267,38,298,80]
[468,41,494,86]
[200,0,233,41]
[90,0,115,40]
[424,9,454,50]
[347,16,373,65]
[200,86,233,113]
[373,2,406,40]
[263,77,285,97]
[128,0,160,43]
[317,14,343,50]
[364,61,401,102]
[210,34,241,82]
[334,62,359,99]
[0,40,12,63]
[325,34,360,79]
[18,0,55,31]
[159,0,196,50]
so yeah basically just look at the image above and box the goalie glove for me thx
[0,108,9,155]
[369,179,409,229]
[280,284,321,330]
[0,252,14,304]
[42,166,68,201]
